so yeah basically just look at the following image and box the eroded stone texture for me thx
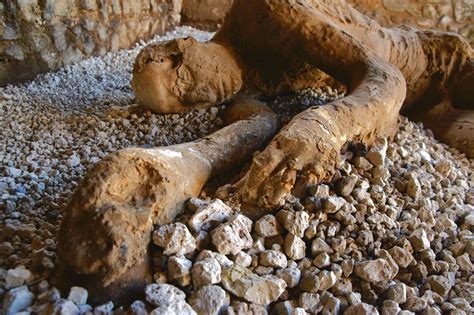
[0,0,182,86]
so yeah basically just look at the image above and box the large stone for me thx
[211,214,253,255]
[409,229,430,252]
[354,251,399,282]
[276,210,309,238]
[3,286,35,315]
[344,303,379,315]
[189,285,229,315]
[153,223,196,256]
[192,258,222,288]
[67,286,88,305]
[255,214,283,237]
[188,198,233,233]
[259,250,287,269]
[145,283,186,307]
[168,256,192,286]
[284,233,306,260]
[5,266,32,289]
[221,265,286,305]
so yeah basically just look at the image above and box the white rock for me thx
[196,250,234,268]
[255,214,283,237]
[318,270,337,291]
[67,286,88,305]
[366,137,388,166]
[344,302,379,315]
[145,283,186,307]
[232,251,252,268]
[168,256,192,286]
[259,250,288,269]
[129,300,147,315]
[405,173,421,200]
[211,214,253,255]
[387,282,407,304]
[189,285,229,315]
[323,196,346,213]
[3,286,35,315]
[277,210,309,238]
[152,223,196,255]
[409,229,430,252]
[94,301,114,314]
[221,265,286,305]
[354,250,399,283]
[284,233,306,260]
[276,268,301,288]
[188,198,233,233]
[5,266,32,289]
[192,258,222,288]
[313,252,331,268]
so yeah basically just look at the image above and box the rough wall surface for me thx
[181,0,233,31]
[0,0,182,86]
[181,0,473,45]
[347,0,473,45]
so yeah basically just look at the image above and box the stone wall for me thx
[0,0,182,86]
[181,0,233,31]
[347,0,473,45]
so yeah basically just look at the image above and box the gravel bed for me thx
[1,27,473,314]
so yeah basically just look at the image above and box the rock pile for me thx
[1,27,473,314]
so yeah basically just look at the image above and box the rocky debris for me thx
[409,229,430,252]
[259,250,288,268]
[323,196,347,213]
[4,266,32,289]
[284,233,306,260]
[152,223,197,256]
[366,137,388,166]
[255,214,283,237]
[275,268,301,288]
[192,258,222,288]
[221,265,287,305]
[67,286,88,305]
[335,174,358,196]
[354,251,398,282]
[168,255,193,286]
[188,198,233,233]
[211,214,253,255]
[145,283,195,314]
[189,285,229,315]
[3,286,35,315]
[276,210,309,238]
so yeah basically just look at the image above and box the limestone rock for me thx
[354,251,398,282]
[409,229,430,252]
[153,223,196,255]
[67,286,88,305]
[5,266,32,289]
[276,210,309,238]
[189,285,229,315]
[259,250,288,269]
[232,251,252,267]
[52,299,80,315]
[192,258,222,288]
[313,252,331,268]
[428,275,453,298]
[344,302,379,315]
[255,214,283,237]
[366,137,388,166]
[168,256,192,286]
[388,246,414,268]
[196,250,234,268]
[275,268,301,288]
[145,283,186,307]
[3,286,35,315]
[387,282,407,304]
[405,173,421,200]
[298,292,320,313]
[336,175,358,196]
[318,270,337,291]
[227,302,268,315]
[323,196,346,213]
[221,265,286,305]
[188,198,233,232]
[211,214,253,255]
[284,233,306,260]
